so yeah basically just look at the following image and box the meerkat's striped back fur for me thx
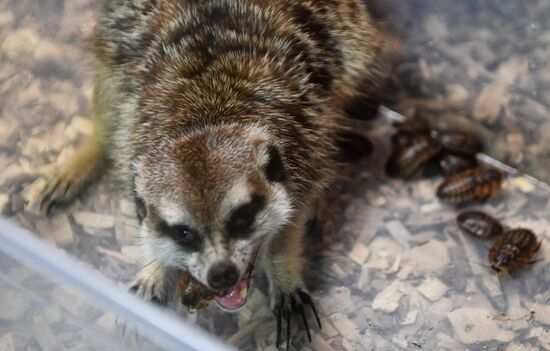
[93,0,383,193]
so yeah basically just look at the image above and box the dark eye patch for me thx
[227,195,265,238]
[134,195,147,222]
[158,221,201,252]
[132,176,147,222]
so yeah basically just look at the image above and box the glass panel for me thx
[0,219,234,351]
[0,1,549,350]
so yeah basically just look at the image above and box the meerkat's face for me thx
[133,124,293,310]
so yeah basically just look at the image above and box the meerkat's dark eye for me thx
[264,145,287,182]
[227,196,265,238]
[159,221,201,252]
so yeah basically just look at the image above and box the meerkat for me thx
[40,0,384,346]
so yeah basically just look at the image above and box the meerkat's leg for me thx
[265,214,322,347]
[266,223,306,299]
[40,83,108,215]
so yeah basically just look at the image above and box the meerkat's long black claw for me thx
[286,305,291,351]
[39,191,52,211]
[63,180,73,195]
[276,295,283,348]
[290,295,298,313]
[309,301,321,330]
[45,199,58,216]
[43,179,62,204]
[292,295,311,342]
[298,289,321,330]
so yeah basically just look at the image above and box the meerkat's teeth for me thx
[239,288,248,300]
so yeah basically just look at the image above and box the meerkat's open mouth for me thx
[214,243,262,310]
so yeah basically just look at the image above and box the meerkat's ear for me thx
[247,126,287,182]
[264,145,287,182]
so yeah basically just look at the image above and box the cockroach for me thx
[456,210,504,239]
[177,271,215,312]
[489,228,541,274]
[393,117,430,135]
[436,167,506,205]
[386,134,442,178]
[391,130,415,148]
[439,153,478,176]
[437,130,482,156]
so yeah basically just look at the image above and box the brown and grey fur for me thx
[40,0,384,329]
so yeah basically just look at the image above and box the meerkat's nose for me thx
[207,261,239,289]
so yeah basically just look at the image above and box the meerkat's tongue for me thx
[214,274,249,310]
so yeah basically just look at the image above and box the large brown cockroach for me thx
[393,117,430,135]
[439,153,478,176]
[437,130,482,156]
[436,167,506,205]
[489,228,541,274]
[391,130,415,148]
[457,210,504,239]
[386,134,442,178]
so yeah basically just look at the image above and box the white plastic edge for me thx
[0,217,236,351]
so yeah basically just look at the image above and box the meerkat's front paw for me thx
[272,287,322,349]
[39,137,105,215]
[39,168,86,215]
[128,266,172,306]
